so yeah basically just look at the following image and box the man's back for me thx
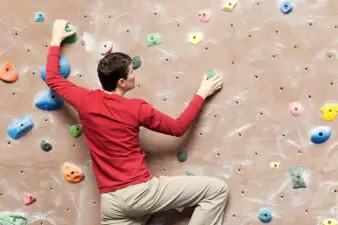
[78,90,152,193]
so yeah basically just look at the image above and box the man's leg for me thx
[118,175,229,225]
[100,191,151,225]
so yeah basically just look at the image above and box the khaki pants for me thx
[100,175,229,225]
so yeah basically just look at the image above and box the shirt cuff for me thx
[48,46,60,55]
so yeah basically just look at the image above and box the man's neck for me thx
[103,88,125,96]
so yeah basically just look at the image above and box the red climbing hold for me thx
[0,61,18,83]
[23,193,36,205]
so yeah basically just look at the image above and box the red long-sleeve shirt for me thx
[46,46,205,193]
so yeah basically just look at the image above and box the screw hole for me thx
[241,190,245,194]
[248,34,252,38]
[175,76,179,80]
[308,94,312,99]
[73,144,76,147]
[12,92,15,96]
[44,118,48,122]
[231,61,235,64]
[7,141,11,145]
[205,47,208,50]
[20,170,24,174]
[280,87,284,91]
[199,132,203,136]
[309,22,312,26]
[32,72,36,75]
[126,29,130,33]
[230,23,234,27]
[232,214,236,218]
[330,81,334,85]
[254,152,258,156]
[238,133,242,136]
[216,153,220,157]
[154,12,157,15]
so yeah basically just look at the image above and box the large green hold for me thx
[69,124,82,138]
[63,23,77,44]
[289,165,307,189]
[146,33,161,47]
[0,212,27,225]
[177,150,188,162]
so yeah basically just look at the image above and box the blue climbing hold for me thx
[311,126,331,144]
[40,56,71,81]
[35,89,64,110]
[7,115,34,140]
[280,0,293,14]
[34,12,44,22]
[259,208,272,223]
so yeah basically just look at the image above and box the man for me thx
[46,19,229,225]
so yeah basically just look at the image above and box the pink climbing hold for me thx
[289,101,303,116]
[100,41,113,56]
[198,10,211,23]
[23,193,36,205]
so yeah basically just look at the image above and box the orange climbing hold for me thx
[62,162,85,183]
[23,193,36,205]
[0,61,18,83]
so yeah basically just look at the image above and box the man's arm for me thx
[46,44,90,110]
[138,94,205,137]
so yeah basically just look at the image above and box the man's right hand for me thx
[196,73,223,99]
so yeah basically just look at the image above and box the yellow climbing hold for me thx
[322,218,338,225]
[320,103,338,121]
[189,33,203,45]
[223,0,238,12]
[270,162,280,169]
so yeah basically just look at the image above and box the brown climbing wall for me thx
[2,0,338,224]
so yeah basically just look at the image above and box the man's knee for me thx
[210,177,229,198]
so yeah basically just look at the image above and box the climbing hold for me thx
[35,89,64,110]
[0,61,18,83]
[206,69,216,80]
[184,171,195,176]
[23,193,36,205]
[40,140,52,152]
[280,0,293,14]
[132,56,142,70]
[289,101,303,116]
[40,56,71,81]
[100,41,113,56]
[322,218,338,225]
[34,12,44,22]
[69,124,82,138]
[270,162,280,169]
[62,162,85,183]
[63,23,77,44]
[7,116,34,140]
[177,150,188,162]
[189,33,203,46]
[289,165,307,189]
[0,212,27,225]
[258,208,272,223]
[320,103,338,121]
[146,33,161,47]
[198,10,211,23]
[223,0,238,12]
[310,126,331,144]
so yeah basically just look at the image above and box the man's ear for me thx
[117,78,126,88]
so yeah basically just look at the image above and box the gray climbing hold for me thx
[177,150,188,162]
[132,56,142,70]
[40,140,52,152]
[289,165,307,189]
[0,212,27,225]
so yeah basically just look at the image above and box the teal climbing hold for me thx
[0,212,27,225]
[63,23,77,44]
[258,208,272,223]
[206,69,216,80]
[40,140,52,152]
[69,124,82,138]
[289,165,307,189]
[177,150,188,162]
[35,89,64,110]
[34,12,44,22]
[7,116,34,140]
[40,56,71,81]
[184,171,195,176]
[146,33,161,47]
[132,56,142,70]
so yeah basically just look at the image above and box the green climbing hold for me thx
[289,165,307,189]
[177,150,188,162]
[146,33,161,47]
[0,212,27,225]
[69,124,82,138]
[132,56,142,70]
[184,171,195,176]
[63,23,77,44]
[40,140,52,152]
[206,69,216,80]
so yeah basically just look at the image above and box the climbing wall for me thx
[2,0,338,224]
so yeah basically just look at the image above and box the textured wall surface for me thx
[2,0,338,224]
